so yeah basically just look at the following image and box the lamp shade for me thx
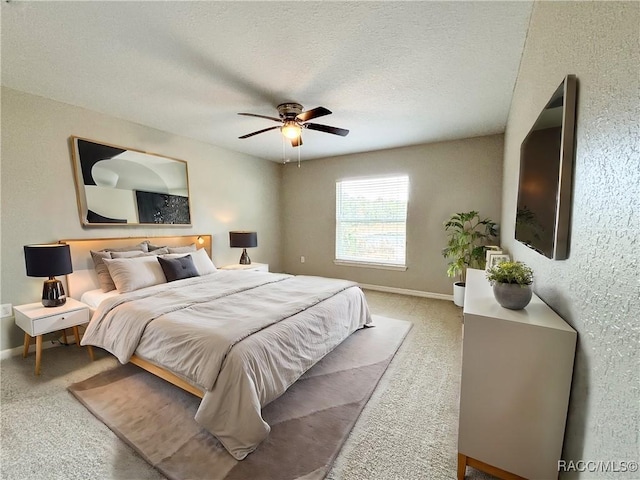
[24,244,73,277]
[229,231,257,249]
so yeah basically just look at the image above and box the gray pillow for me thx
[111,247,169,258]
[105,242,148,253]
[90,243,150,292]
[168,244,197,254]
[90,250,115,292]
[144,242,167,251]
[103,256,167,293]
[157,255,199,282]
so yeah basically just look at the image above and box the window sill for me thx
[333,260,407,272]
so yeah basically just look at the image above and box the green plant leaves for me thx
[486,261,533,286]
[442,211,498,283]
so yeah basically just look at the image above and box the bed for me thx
[62,235,372,460]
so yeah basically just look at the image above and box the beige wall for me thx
[502,1,639,471]
[282,135,504,295]
[0,87,282,350]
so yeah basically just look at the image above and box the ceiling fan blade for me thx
[304,123,349,137]
[296,106,332,122]
[237,112,282,123]
[238,126,279,139]
[290,136,303,147]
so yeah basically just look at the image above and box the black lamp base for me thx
[239,248,252,265]
[42,277,66,307]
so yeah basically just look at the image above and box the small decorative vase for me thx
[492,283,532,310]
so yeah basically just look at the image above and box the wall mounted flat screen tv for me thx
[515,75,577,259]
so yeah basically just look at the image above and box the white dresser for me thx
[457,269,576,480]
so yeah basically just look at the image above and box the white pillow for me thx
[162,248,217,275]
[191,248,217,275]
[103,256,167,293]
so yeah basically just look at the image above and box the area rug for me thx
[68,315,412,480]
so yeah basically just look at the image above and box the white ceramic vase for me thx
[453,281,465,307]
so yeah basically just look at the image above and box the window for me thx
[335,175,409,269]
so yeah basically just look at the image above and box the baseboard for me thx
[359,283,454,301]
[0,338,66,360]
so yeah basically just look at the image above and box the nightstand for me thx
[219,263,269,272]
[14,297,94,375]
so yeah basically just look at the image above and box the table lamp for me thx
[229,231,257,265]
[24,244,73,307]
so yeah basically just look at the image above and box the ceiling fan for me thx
[238,103,349,147]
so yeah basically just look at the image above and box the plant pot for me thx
[453,281,465,307]
[492,283,532,310]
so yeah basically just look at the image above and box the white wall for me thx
[0,87,282,350]
[502,2,639,474]
[282,135,504,295]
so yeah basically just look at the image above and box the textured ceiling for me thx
[1,1,533,162]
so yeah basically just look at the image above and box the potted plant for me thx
[442,211,498,307]
[486,260,534,310]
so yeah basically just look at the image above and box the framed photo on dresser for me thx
[488,253,511,269]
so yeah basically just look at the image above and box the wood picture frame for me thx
[70,136,192,226]
[488,253,511,269]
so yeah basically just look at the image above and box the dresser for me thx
[457,269,576,480]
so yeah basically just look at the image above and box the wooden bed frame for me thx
[129,355,204,398]
[61,234,211,398]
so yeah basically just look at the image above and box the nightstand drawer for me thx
[16,307,89,336]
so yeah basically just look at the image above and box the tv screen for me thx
[515,75,577,259]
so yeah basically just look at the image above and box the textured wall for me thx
[502,2,639,475]
[282,135,504,296]
[0,87,282,350]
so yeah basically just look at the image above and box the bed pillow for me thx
[144,241,167,251]
[190,248,217,275]
[110,247,169,258]
[168,244,197,254]
[162,248,217,275]
[90,250,115,292]
[105,242,149,253]
[157,255,199,282]
[103,256,167,293]
[90,243,152,292]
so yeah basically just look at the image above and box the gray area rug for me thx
[68,315,411,480]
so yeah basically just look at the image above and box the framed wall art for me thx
[70,137,192,226]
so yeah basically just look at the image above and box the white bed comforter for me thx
[81,271,371,459]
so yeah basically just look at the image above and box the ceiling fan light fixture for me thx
[281,122,301,139]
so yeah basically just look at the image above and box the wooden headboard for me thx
[60,234,212,300]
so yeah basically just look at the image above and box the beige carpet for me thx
[2,292,494,480]
[68,316,412,480]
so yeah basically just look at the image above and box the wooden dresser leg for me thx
[35,335,43,375]
[87,345,95,361]
[457,453,468,480]
[23,333,31,358]
[61,328,68,345]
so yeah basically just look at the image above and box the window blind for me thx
[335,175,409,267]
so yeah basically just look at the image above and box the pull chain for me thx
[282,134,286,164]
